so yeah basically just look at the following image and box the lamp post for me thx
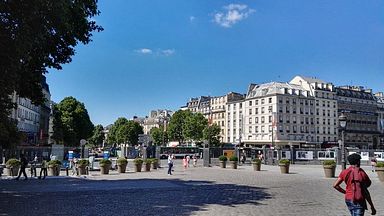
[339,113,347,170]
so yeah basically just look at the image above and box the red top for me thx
[338,166,371,200]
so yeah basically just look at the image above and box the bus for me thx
[160,147,200,159]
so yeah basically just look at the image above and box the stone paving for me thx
[0,160,383,216]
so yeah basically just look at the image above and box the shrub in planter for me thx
[117,158,128,173]
[229,156,238,169]
[77,159,89,175]
[229,156,238,161]
[375,161,384,182]
[6,159,21,176]
[143,159,151,172]
[219,155,227,168]
[278,159,290,174]
[323,160,336,178]
[133,158,143,172]
[151,158,159,169]
[252,158,262,171]
[99,159,112,174]
[48,160,62,176]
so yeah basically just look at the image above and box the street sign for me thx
[80,139,87,146]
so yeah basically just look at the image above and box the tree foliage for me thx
[183,113,208,142]
[150,126,168,146]
[0,0,102,148]
[168,110,192,143]
[108,118,143,146]
[203,124,221,147]
[52,97,94,146]
[89,124,104,147]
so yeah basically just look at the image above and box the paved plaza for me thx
[1,160,383,216]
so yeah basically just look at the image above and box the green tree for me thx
[183,113,208,142]
[52,97,94,146]
[89,125,104,147]
[203,124,222,147]
[168,110,192,143]
[0,0,102,148]
[108,118,143,146]
[150,126,168,146]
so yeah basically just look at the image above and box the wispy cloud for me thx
[161,49,175,56]
[213,4,255,28]
[190,16,196,22]
[134,48,175,56]
[135,48,153,54]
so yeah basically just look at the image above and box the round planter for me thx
[323,165,336,178]
[48,165,60,176]
[151,162,158,170]
[279,164,290,174]
[134,163,142,172]
[375,167,384,182]
[117,164,127,173]
[252,163,261,171]
[229,161,238,169]
[100,164,111,175]
[6,165,20,176]
[78,165,87,175]
[219,161,226,168]
[144,163,151,172]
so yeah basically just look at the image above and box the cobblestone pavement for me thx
[1,160,383,216]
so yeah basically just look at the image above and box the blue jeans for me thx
[167,163,173,175]
[346,200,365,216]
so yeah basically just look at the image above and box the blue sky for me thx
[46,0,384,127]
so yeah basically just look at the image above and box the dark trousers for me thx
[16,167,28,180]
[167,163,173,175]
[39,168,47,179]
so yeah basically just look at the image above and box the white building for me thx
[376,92,384,146]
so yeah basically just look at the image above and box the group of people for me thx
[15,154,48,180]
[167,154,198,175]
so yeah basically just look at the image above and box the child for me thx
[193,155,197,167]
[183,156,187,169]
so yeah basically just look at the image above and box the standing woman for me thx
[167,154,174,175]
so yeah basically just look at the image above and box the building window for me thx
[269,116,272,123]
[255,117,259,123]
[261,107,265,114]
[269,98,272,103]
[249,101,252,106]
[249,117,252,124]
[249,109,252,115]
[255,108,259,114]
[261,99,265,104]
[261,116,265,123]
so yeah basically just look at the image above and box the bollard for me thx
[66,167,69,176]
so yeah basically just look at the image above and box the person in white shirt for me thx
[167,154,174,175]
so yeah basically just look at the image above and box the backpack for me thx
[345,167,365,203]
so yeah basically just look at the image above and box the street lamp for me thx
[339,113,347,170]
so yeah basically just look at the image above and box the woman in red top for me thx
[333,153,376,216]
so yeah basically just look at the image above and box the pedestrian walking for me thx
[186,155,190,168]
[167,154,174,175]
[71,158,78,176]
[192,155,197,167]
[333,153,376,216]
[183,156,188,169]
[370,157,377,173]
[38,159,48,179]
[15,154,28,180]
[30,155,38,177]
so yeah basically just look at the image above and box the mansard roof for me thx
[246,82,310,99]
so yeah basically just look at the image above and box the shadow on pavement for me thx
[0,177,271,215]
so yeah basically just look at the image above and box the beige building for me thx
[141,110,173,135]
[290,76,338,146]
[376,92,384,147]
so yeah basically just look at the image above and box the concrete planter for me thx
[252,163,261,171]
[100,164,111,175]
[229,161,238,169]
[323,165,336,178]
[117,164,127,173]
[78,165,87,175]
[134,163,142,172]
[279,164,290,174]
[151,162,158,169]
[144,163,151,172]
[219,161,226,168]
[6,166,20,176]
[375,167,384,182]
[48,165,60,176]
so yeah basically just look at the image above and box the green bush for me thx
[48,159,62,166]
[376,161,384,168]
[143,158,152,164]
[150,158,159,163]
[279,159,290,165]
[252,158,261,165]
[133,158,143,165]
[77,159,89,167]
[219,155,228,161]
[6,158,21,167]
[323,160,336,166]
[99,159,112,166]
[117,158,128,165]
[229,156,238,161]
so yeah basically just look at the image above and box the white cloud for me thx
[213,4,255,28]
[190,16,196,22]
[135,48,153,54]
[161,49,175,56]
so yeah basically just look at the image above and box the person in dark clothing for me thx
[38,159,48,179]
[15,154,28,180]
